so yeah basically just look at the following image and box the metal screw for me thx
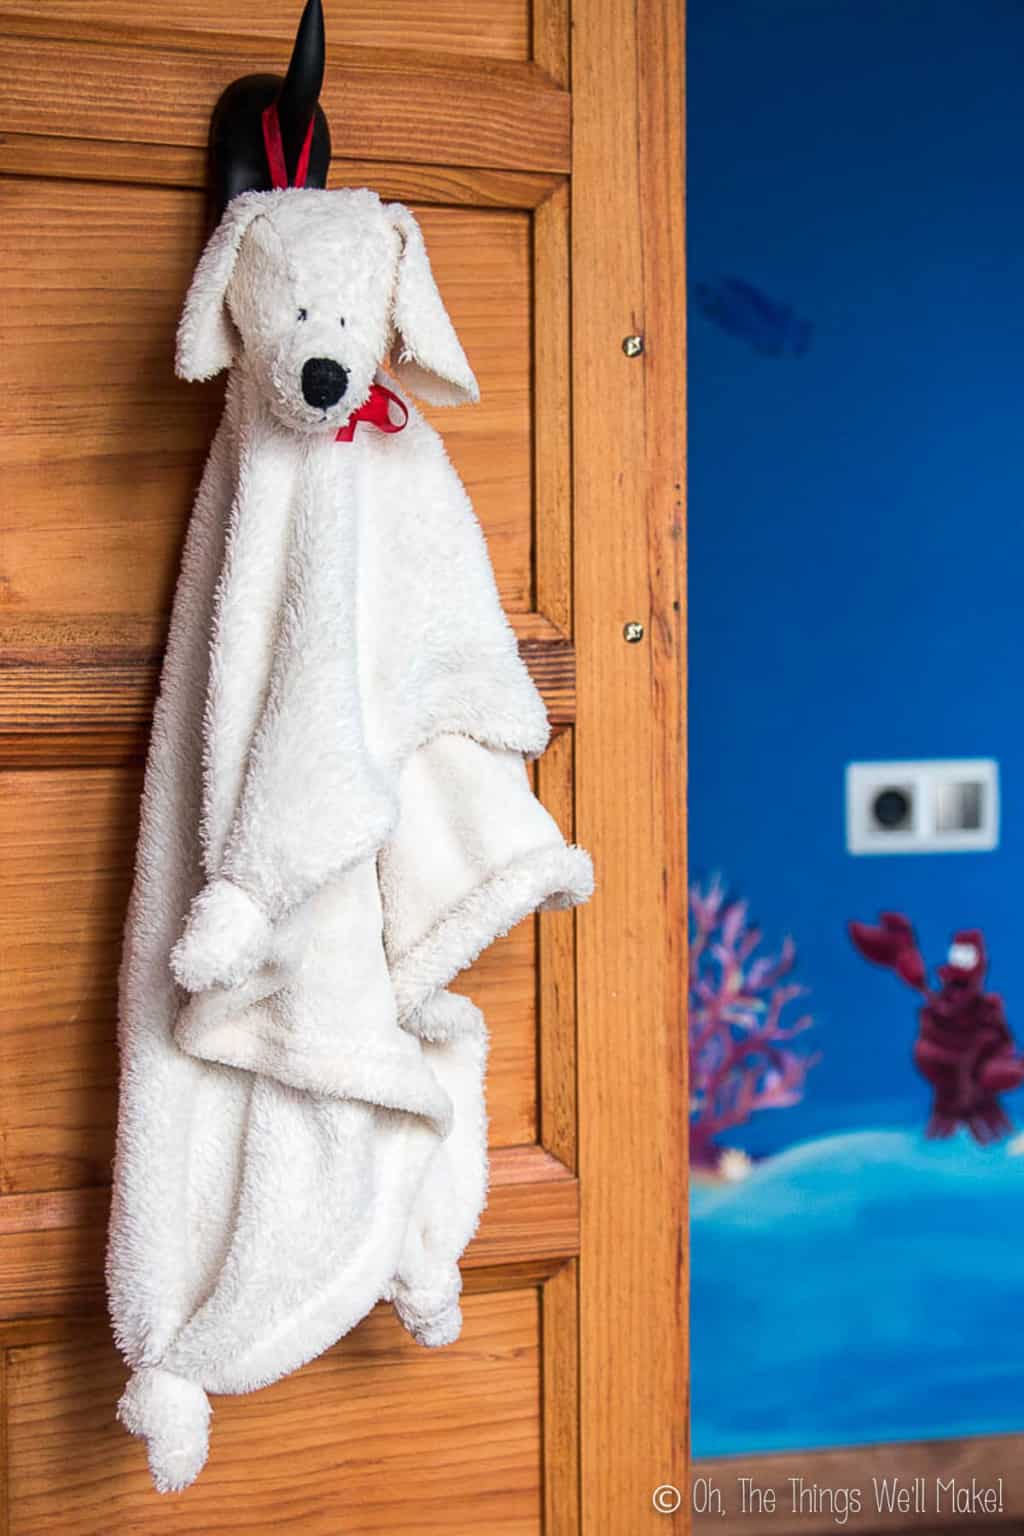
[622,334,645,358]
[623,620,645,643]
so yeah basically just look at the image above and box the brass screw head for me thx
[623,620,645,643]
[622,334,645,357]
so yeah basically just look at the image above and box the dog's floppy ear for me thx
[176,195,270,382]
[386,204,479,407]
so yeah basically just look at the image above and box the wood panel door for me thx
[0,2,688,1531]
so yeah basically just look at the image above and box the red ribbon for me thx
[261,102,314,191]
[335,383,409,443]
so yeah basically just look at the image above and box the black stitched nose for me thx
[301,357,349,410]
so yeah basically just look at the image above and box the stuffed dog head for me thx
[176,188,478,432]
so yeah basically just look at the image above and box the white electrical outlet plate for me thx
[846,759,999,855]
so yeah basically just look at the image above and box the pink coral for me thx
[689,877,818,1169]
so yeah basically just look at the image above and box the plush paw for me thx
[117,1367,211,1494]
[392,1271,464,1348]
[395,1292,463,1348]
[170,878,272,992]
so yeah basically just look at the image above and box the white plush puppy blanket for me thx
[107,187,592,1492]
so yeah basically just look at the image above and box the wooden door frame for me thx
[572,0,689,1529]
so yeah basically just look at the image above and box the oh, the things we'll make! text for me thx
[690,1473,1006,1525]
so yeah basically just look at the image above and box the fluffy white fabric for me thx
[108,187,592,1493]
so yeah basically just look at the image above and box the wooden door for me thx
[0,2,687,1531]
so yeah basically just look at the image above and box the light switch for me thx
[846,759,998,854]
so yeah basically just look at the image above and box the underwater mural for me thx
[688,0,1024,1465]
[691,890,1024,1458]
[692,277,814,360]
[689,878,818,1179]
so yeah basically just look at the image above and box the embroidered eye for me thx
[339,317,346,327]
[297,308,308,322]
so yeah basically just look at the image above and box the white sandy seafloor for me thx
[691,1128,1024,1457]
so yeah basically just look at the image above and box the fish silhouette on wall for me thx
[694,276,813,357]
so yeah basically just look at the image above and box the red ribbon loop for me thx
[261,102,314,191]
[336,384,409,443]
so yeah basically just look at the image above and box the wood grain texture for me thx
[0,618,573,767]
[532,0,570,88]
[0,1146,578,1322]
[0,182,534,622]
[0,0,530,63]
[0,1345,8,1536]
[572,0,689,1527]
[416,203,534,605]
[0,33,569,174]
[0,1258,556,1348]
[0,765,540,1196]
[695,1438,1024,1535]
[0,766,134,1195]
[3,1291,541,1536]
[0,133,563,208]
[542,1258,579,1536]
[533,180,573,636]
[537,726,577,1172]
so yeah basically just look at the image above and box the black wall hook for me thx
[209,0,332,220]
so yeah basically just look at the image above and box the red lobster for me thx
[848,913,1024,1143]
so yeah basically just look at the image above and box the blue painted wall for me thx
[688,0,1024,1156]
